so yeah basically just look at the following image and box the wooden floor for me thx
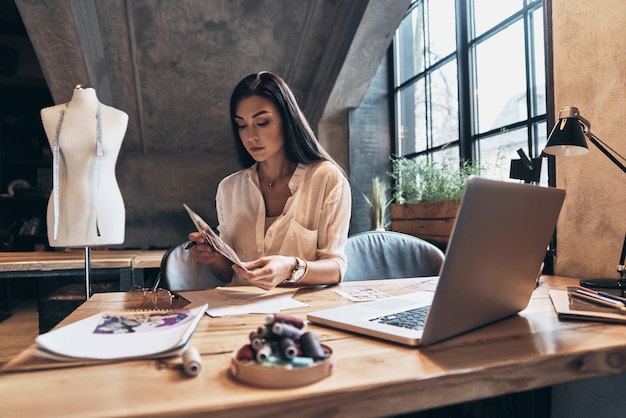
[0,297,39,366]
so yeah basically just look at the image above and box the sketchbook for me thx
[183,203,246,269]
[34,304,208,361]
[549,289,626,324]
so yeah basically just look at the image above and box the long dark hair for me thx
[229,71,331,168]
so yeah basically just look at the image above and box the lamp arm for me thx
[586,131,626,174]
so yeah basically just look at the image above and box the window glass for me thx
[477,122,548,183]
[473,0,522,37]
[474,20,526,133]
[431,146,460,167]
[396,3,425,85]
[427,0,457,66]
[413,146,461,173]
[477,127,528,180]
[431,60,459,146]
[535,120,547,154]
[398,78,427,155]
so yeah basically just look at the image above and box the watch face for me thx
[288,258,306,283]
[292,266,305,280]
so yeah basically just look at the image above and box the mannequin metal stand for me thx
[84,247,92,299]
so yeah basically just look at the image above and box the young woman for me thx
[188,71,351,290]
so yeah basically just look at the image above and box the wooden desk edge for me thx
[130,250,167,269]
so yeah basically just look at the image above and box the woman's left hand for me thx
[232,256,296,290]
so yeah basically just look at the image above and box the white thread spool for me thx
[182,347,202,377]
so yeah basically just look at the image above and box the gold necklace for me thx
[265,175,276,188]
[259,166,294,188]
[262,173,280,188]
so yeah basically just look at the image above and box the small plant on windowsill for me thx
[363,176,392,231]
[389,154,483,244]
[390,155,483,204]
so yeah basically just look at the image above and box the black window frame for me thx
[391,0,548,178]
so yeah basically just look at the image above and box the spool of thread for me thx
[256,342,273,363]
[257,324,275,339]
[300,331,326,360]
[249,330,264,350]
[272,322,302,339]
[266,313,306,329]
[249,330,258,342]
[280,337,298,359]
[237,344,256,361]
[290,356,314,367]
[182,347,202,377]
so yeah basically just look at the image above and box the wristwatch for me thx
[285,257,307,284]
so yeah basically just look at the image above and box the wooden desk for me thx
[3,276,626,417]
[0,250,141,291]
[0,250,142,320]
[130,249,167,287]
[0,250,141,272]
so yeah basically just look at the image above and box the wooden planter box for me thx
[390,200,461,245]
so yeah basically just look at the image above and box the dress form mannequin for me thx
[41,86,128,248]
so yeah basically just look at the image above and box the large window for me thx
[394,0,546,181]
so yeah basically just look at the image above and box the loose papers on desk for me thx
[179,287,309,316]
[332,277,439,301]
[35,304,207,361]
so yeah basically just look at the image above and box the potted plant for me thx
[389,155,482,245]
[363,176,392,231]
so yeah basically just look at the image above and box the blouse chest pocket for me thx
[278,219,318,260]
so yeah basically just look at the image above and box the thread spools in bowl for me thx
[229,313,335,388]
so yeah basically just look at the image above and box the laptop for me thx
[307,177,566,347]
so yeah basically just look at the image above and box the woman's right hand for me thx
[187,232,222,265]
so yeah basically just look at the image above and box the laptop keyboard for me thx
[371,306,430,331]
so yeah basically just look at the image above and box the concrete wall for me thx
[348,53,392,234]
[550,0,626,414]
[551,0,626,280]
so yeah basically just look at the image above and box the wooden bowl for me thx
[229,344,335,388]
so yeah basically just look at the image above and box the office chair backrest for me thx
[160,241,227,291]
[343,230,445,281]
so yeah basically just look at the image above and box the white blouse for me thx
[215,161,351,285]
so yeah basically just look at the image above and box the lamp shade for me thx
[543,107,589,156]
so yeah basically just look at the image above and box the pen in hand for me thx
[185,241,197,250]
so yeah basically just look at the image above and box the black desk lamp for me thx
[543,106,626,291]
[510,148,542,183]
